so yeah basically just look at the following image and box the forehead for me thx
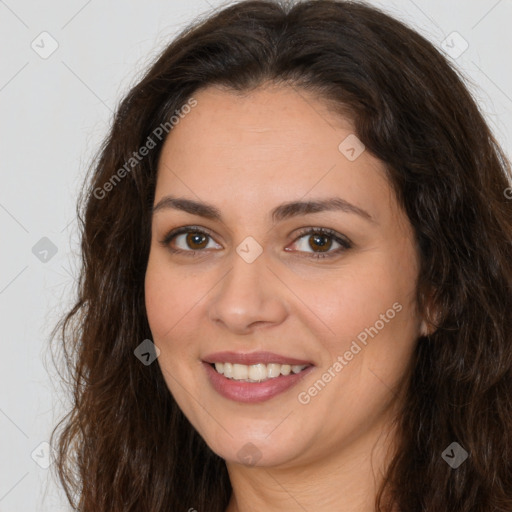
[160,83,355,162]
[155,84,396,226]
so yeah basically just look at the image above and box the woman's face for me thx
[145,83,424,468]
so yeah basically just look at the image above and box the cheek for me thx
[306,248,419,370]
[144,252,212,366]
[312,266,413,338]
[144,258,196,390]
[144,254,186,340]
[144,267,166,338]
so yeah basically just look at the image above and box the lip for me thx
[203,361,315,403]
[202,351,314,366]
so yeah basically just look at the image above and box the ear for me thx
[420,318,433,337]
[419,288,440,337]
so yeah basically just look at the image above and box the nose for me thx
[208,250,288,334]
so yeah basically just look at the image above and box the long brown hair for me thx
[50,1,512,510]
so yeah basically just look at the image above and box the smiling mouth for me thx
[209,362,312,383]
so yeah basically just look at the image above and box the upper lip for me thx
[202,351,314,366]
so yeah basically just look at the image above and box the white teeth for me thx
[233,364,248,380]
[280,364,291,376]
[267,363,281,378]
[224,362,233,378]
[248,363,267,381]
[212,362,309,381]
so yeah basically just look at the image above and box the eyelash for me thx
[159,225,352,260]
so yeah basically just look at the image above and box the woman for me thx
[50,1,512,511]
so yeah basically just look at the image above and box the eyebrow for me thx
[152,195,375,224]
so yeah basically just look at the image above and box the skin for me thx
[144,83,428,512]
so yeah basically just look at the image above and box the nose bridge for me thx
[209,247,287,332]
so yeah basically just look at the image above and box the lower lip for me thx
[202,362,315,403]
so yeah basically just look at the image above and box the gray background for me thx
[1,0,511,510]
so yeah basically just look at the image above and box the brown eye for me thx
[160,226,221,255]
[185,232,209,250]
[307,233,332,252]
[288,227,352,260]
